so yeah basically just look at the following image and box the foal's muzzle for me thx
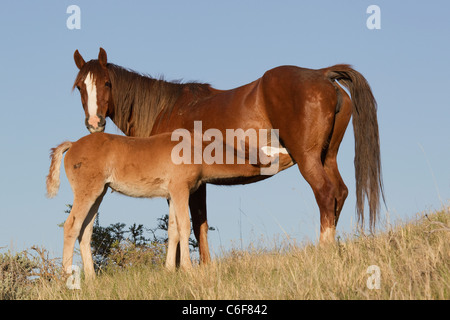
[85,115,106,133]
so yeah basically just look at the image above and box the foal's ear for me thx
[98,47,107,69]
[74,50,85,70]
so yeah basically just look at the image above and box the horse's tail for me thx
[325,64,385,230]
[46,141,72,198]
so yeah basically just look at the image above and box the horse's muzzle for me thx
[85,115,106,133]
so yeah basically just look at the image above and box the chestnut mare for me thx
[47,132,294,278]
[72,48,383,264]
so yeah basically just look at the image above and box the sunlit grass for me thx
[27,207,450,300]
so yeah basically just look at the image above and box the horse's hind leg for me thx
[277,90,338,244]
[63,197,96,277]
[323,87,352,227]
[62,187,105,278]
[289,138,338,243]
[77,186,108,280]
[295,152,338,244]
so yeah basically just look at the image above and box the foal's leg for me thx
[189,184,211,264]
[171,188,192,270]
[77,186,107,280]
[165,199,180,271]
[62,196,97,276]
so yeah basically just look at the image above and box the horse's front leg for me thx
[189,184,211,264]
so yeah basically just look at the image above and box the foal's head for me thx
[73,48,113,133]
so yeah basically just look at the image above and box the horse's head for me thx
[73,47,113,133]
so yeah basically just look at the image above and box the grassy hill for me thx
[6,207,450,300]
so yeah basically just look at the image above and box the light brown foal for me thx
[46,131,292,280]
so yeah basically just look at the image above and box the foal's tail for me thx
[325,64,385,230]
[46,141,72,198]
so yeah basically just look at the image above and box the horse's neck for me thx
[110,79,215,137]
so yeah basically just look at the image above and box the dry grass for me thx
[28,207,450,300]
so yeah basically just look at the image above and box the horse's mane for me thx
[74,60,212,137]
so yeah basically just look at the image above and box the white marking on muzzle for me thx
[84,72,99,126]
[261,146,289,157]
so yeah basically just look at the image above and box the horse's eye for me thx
[105,81,111,88]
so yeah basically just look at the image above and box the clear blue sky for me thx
[0,1,449,259]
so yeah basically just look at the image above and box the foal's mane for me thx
[74,60,212,137]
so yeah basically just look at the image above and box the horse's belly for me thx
[108,177,169,199]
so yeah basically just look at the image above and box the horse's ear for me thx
[74,50,85,70]
[98,47,107,69]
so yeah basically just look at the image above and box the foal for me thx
[46,131,292,279]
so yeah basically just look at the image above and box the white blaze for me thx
[84,72,98,119]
